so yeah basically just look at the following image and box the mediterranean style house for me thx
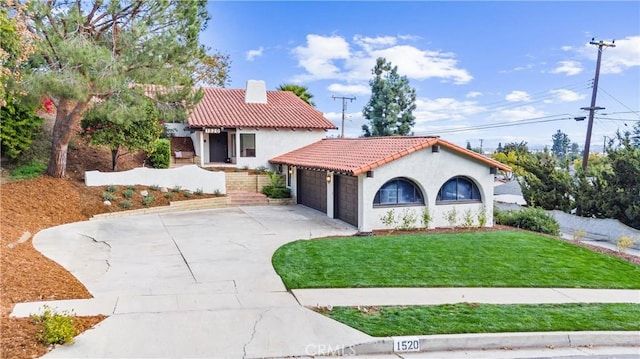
[165,80,337,168]
[163,80,511,231]
[270,137,511,233]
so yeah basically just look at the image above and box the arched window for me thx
[437,176,481,203]
[374,178,424,206]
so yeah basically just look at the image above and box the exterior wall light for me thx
[288,167,293,175]
[326,173,332,183]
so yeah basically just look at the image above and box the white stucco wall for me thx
[359,147,495,232]
[234,128,329,169]
[85,165,226,194]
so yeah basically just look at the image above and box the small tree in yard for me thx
[81,95,162,171]
[362,57,416,137]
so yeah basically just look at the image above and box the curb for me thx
[341,331,640,356]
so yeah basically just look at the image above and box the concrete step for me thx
[227,190,269,206]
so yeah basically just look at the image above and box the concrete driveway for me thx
[22,205,369,358]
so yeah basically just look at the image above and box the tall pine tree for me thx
[19,1,229,177]
[362,58,416,137]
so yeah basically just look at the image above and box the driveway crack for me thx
[243,307,271,359]
[159,216,198,283]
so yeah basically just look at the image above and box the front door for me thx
[209,133,228,163]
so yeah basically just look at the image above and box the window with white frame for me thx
[240,134,255,157]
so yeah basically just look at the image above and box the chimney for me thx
[244,80,267,104]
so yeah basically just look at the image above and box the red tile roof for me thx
[188,88,337,129]
[270,137,512,176]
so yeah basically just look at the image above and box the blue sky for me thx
[201,1,640,151]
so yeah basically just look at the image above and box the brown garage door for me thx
[334,175,358,227]
[297,169,327,213]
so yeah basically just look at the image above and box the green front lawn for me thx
[322,303,640,336]
[272,231,640,289]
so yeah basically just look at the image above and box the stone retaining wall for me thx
[225,172,270,192]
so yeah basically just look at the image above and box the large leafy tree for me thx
[19,0,227,178]
[277,84,315,106]
[575,132,640,229]
[518,150,573,211]
[551,129,571,160]
[0,3,43,159]
[632,122,640,148]
[362,57,416,137]
[81,94,162,171]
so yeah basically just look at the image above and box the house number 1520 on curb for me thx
[393,337,420,352]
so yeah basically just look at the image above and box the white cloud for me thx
[488,106,545,122]
[292,34,351,81]
[327,83,370,95]
[500,63,535,73]
[413,97,485,124]
[368,45,473,84]
[561,46,573,51]
[353,35,397,52]
[291,34,472,85]
[600,36,640,74]
[549,89,586,102]
[505,91,532,102]
[466,91,483,98]
[245,47,264,61]
[550,60,583,76]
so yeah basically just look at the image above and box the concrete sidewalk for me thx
[292,287,640,308]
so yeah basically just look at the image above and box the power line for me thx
[598,87,640,119]
[416,114,573,135]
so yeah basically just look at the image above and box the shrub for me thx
[106,185,118,193]
[30,305,77,345]
[572,229,587,241]
[102,192,116,201]
[195,188,204,196]
[617,236,636,253]
[172,185,182,193]
[477,207,488,227]
[262,185,291,199]
[213,189,222,197]
[444,208,458,227]
[149,185,161,191]
[122,189,135,199]
[164,192,174,200]
[494,207,560,236]
[148,139,171,169]
[380,210,396,228]
[119,200,131,209]
[462,209,474,228]
[142,194,154,206]
[421,208,432,229]
[183,190,193,198]
[253,166,268,174]
[126,185,136,191]
[398,209,418,230]
[10,161,47,180]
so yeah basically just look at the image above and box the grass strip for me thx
[273,231,640,289]
[321,303,640,336]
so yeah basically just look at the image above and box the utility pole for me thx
[332,95,356,138]
[581,38,615,171]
